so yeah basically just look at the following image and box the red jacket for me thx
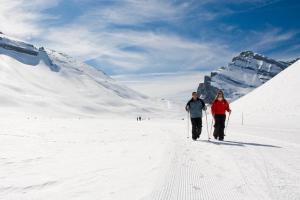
[211,99,231,115]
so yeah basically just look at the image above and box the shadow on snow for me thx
[199,140,281,148]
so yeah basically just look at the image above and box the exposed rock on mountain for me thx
[198,51,298,103]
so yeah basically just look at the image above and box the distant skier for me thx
[139,116,142,121]
[211,90,231,141]
[185,92,206,140]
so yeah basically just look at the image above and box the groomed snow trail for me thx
[0,118,174,200]
[0,118,299,200]
[145,121,300,200]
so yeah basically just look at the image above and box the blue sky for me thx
[0,0,299,74]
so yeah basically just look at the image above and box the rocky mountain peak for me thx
[198,51,298,103]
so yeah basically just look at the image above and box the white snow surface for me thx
[1,116,300,200]
[0,34,300,200]
[0,34,180,118]
[230,60,300,130]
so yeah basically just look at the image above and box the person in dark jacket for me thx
[211,90,231,141]
[185,92,207,140]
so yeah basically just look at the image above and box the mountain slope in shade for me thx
[0,33,175,117]
[198,51,298,103]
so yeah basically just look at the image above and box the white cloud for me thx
[1,0,297,75]
[36,0,234,73]
[82,0,186,25]
[41,23,234,73]
[0,0,59,40]
[257,30,296,47]
[0,0,237,74]
[246,28,298,52]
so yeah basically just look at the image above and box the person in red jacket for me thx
[211,90,231,141]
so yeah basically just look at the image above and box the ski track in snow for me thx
[144,121,300,200]
[147,139,247,200]
[0,118,300,200]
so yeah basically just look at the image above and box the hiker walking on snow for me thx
[185,92,206,140]
[211,90,231,141]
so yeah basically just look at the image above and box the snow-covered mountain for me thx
[0,33,174,117]
[230,59,300,129]
[1,33,300,200]
[197,51,298,103]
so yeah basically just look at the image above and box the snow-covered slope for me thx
[230,60,300,129]
[198,51,297,103]
[1,33,299,199]
[0,33,175,117]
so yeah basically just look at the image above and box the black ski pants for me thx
[191,117,202,139]
[213,114,226,140]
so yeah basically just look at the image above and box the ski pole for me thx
[187,111,190,139]
[210,117,214,140]
[205,110,210,140]
[224,112,231,135]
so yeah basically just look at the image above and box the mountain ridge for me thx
[197,50,299,103]
[0,33,177,117]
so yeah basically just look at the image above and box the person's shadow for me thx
[200,140,281,148]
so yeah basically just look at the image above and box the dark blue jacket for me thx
[185,98,206,118]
